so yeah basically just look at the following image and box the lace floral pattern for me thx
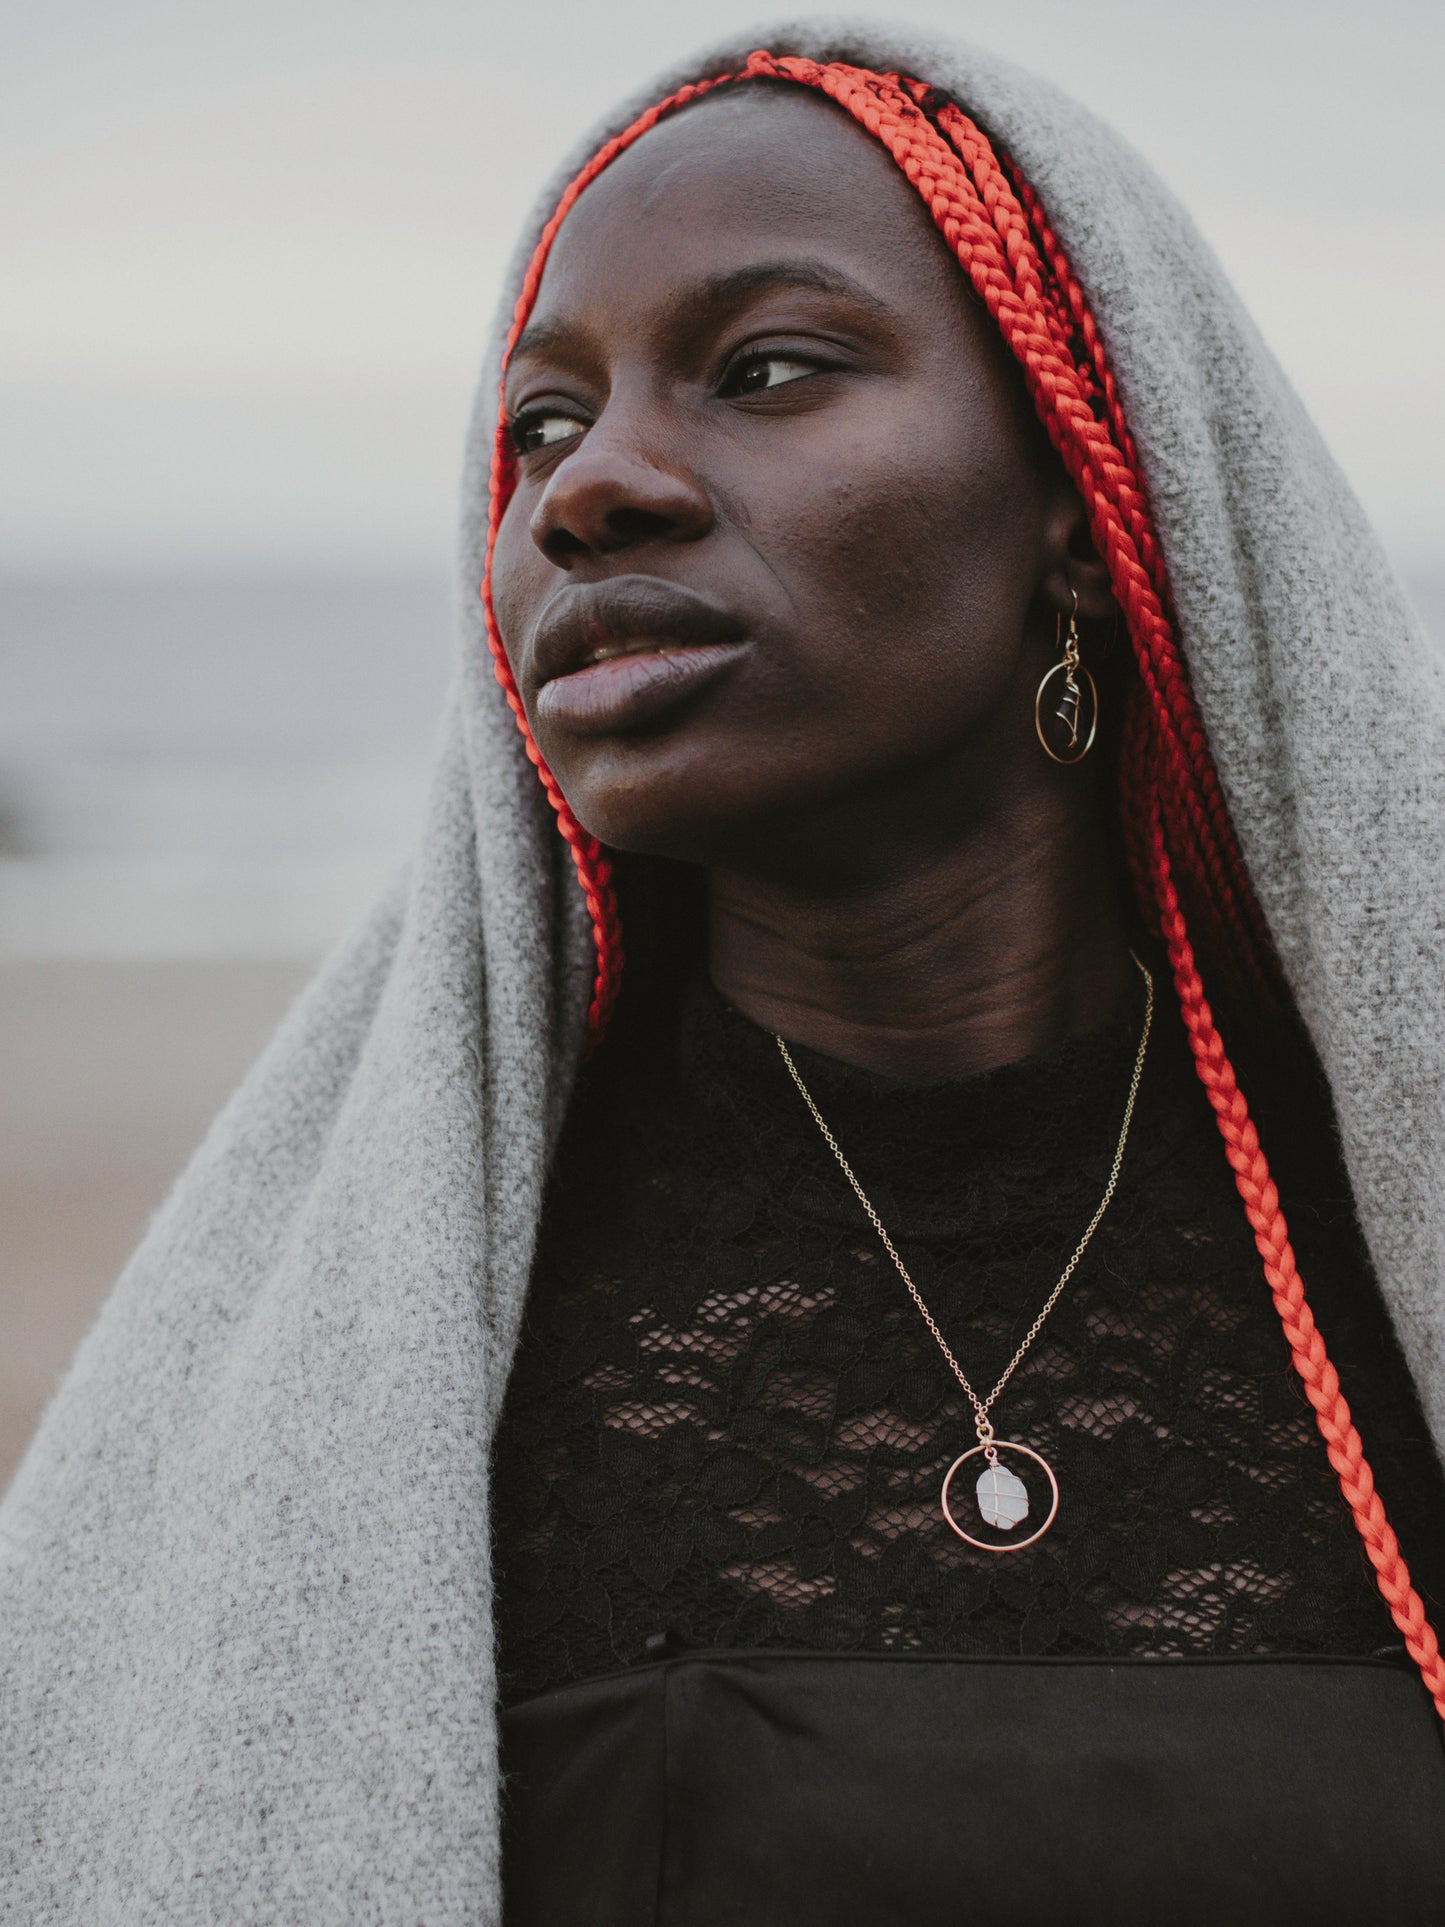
[491,972,1445,1704]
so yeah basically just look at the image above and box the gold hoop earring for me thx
[1035,591,1098,765]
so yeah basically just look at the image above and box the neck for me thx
[707,788,1132,1084]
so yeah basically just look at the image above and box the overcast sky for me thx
[4,0,1441,574]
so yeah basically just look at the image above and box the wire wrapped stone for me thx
[975,1459,1030,1530]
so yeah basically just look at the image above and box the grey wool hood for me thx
[4,18,1443,1923]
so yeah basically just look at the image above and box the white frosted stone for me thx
[975,1461,1030,1531]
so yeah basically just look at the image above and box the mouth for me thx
[530,577,750,736]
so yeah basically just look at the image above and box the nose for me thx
[529,400,714,568]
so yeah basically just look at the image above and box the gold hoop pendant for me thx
[941,1440,1060,1553]
[1034,660,1099,766]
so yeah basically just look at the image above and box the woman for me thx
[4,23,1444,1925]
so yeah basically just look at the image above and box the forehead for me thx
[527,85,970,328]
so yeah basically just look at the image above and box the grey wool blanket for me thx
[4,18,1443,1923]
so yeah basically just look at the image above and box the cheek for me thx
[747,398,1046,717]
[488,497,546,669]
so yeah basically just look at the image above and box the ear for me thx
[1038,486,1115,623]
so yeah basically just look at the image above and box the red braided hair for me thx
[480,51,1445,1721]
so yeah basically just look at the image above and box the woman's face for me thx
[491,85,1086,870]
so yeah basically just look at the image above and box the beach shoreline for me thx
[0,958,309,1488]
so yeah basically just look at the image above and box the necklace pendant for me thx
[975,1452,1030,1530]
[942,1440,1059,1553]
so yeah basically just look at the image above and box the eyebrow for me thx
[690,258,899,318]
[508,257,899,367]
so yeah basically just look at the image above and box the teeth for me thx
[583,639,661,667]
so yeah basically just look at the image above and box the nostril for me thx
[543,526,589,565]
[543,503,681,566]
[602,506,677,549]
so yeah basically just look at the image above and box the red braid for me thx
[1150,799,1445,1719]
[480,52,1444,1720]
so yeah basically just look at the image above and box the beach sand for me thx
[0,959,310,1490]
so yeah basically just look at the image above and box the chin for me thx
[554,733,788,865]
[565,776,741,864]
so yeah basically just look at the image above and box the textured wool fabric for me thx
[4,18,1443,1922]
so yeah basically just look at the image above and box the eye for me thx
[509,409,586,456]
[720,352,819,398]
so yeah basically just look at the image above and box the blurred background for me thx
[3,0,1442,1487]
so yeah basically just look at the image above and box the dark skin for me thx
[492,85,1131,1081]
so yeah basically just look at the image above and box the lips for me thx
[530,577,750,736]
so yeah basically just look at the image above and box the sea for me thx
[0,574,453,961]
[1,568,1440,963]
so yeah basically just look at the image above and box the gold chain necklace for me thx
[774,953,1153,1553]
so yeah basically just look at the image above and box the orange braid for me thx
[479,52,1444,1719]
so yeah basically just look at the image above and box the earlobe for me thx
[1039,493,1115,622]
[1065,516,1116,620]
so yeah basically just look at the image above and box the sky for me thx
[4,0,1442,575]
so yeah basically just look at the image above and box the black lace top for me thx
[491,966,1445,1706]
